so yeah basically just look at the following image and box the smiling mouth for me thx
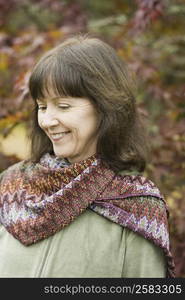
[50,132,70,141]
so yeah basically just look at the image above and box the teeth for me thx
[51,132,69,139]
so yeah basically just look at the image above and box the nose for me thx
[40,110,59,129]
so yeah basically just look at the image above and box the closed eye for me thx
[38,105,47,111]
[58,105,71,110]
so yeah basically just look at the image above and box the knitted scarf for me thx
[0,153,175,277]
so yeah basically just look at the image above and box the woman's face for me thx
[37,94,99,163]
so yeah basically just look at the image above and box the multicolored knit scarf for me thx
[0,153,175,277]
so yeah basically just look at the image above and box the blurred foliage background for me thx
[0,0,185,277]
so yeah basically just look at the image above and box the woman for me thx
[0,35,175,278]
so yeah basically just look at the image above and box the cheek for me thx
[37,114,45,132]
[78,114,99,138]
[37,115,42,128]
[86,110,100,132]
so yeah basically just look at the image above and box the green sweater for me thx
[0,208,166,278]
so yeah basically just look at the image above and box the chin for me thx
[53,150,64,157]
[55,153,66,158]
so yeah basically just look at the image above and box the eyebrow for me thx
[36,96,74,104]
[52,97,64,101]
[36,97,64,102]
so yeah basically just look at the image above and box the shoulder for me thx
[101,168,165,202]
[117,172,168,214]
[118,172,164,200]
[98,170,168,224]
[0,160,31,184]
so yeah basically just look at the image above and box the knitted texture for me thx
[0,153,175,277]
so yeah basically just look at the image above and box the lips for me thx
[49,131,70,141]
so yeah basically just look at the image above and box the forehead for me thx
[36,94,92,106]
[37,83,62,100]
[35,81,96,108]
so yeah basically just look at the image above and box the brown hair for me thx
[29,34,149,172]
